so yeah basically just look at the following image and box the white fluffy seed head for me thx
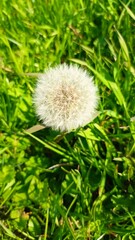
[33,64,99,132]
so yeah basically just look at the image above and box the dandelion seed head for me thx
[33,64,99,132]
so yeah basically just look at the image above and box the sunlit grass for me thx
[0,0,135,239]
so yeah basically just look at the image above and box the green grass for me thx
[0,0,135,239]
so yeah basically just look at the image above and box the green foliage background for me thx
[0,0,135,239]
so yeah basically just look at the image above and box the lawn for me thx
[0,0,135,239]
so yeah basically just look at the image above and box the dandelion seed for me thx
[33,64,99,132]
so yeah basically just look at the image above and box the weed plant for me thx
[0,0,135,239]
